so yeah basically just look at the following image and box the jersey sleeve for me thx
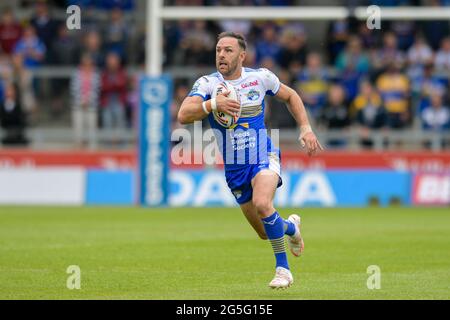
[259,68,281,96]
[188,76,211,101]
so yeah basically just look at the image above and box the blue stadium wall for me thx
[76,170,412,207]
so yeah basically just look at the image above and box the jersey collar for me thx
[217,67,245,83]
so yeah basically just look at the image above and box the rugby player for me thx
[178,32,323,289]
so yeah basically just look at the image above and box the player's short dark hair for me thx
[217,32,247,51]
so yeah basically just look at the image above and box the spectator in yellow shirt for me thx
[376,62,410,129]
[352,80,387,148]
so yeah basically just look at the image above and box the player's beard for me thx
[218,57,239,78]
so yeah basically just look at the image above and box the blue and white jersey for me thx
[188,67,281,171]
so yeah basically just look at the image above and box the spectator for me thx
[182,36,213,66]
[79,30,103,67]
[267,69,297,128]
[11,54,36,117]
[390,20,416,51]
[0,52,11,103]
[335,37,367,102]
[352,80,387,148]
[162,21,182,66]
[103,7,129,61]
[434,37,450,71]
[410,63,448,113]
[357,22,378,50]
[48,24,78,118]
[173,20,190,65]
[335,36,370,74]
[0,8,22,55]
[319,84,350,147]
[277,27,307,72]
[419,63,448,98]
[255,23,281,64]
[338,67,364,103]
[407,35,434,69]
[13,26,46,68]
[50,23,78,65]
[371,32,405,73]
[326,19,350,64]
[78,3,102,33]
[376,62,410,129]
[100,52,128,142]
[421,93,450,131]
[125,71,140,129]
[30,0,57,59]
[70,53,100,149]
[353,80,385,126]
[179,21,215,66]
[295,52,329,117]
[0,52,12,83]
[0,82,28,145]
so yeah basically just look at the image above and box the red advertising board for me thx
[0,150,134,169]
[412,174,450,205]
[281,151,450,172]
[1,149,450,172]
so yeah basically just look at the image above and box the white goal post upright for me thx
[146,0,163,76]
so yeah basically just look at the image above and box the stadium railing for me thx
[1,127,449,151]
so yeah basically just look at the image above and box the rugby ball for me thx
[211,82,241,128]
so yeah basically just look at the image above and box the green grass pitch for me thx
[0,206,449,300]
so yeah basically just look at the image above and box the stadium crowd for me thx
[0,0,449,149]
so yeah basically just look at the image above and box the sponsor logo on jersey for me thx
[241,80,259,89]
[247,89,260,101]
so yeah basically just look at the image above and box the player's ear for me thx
[240,50,246,63]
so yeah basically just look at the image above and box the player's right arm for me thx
[177,95,210,124]
[178,85,241,124]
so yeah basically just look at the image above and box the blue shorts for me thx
[225,152,282,205]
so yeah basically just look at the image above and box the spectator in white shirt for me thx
[435,37,450,71]
[407,36,433,67]
[421,94,450,131]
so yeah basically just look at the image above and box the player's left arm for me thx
[275,83,324,156]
